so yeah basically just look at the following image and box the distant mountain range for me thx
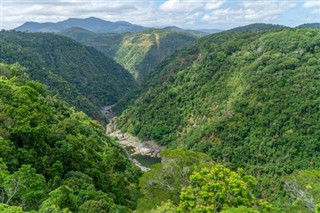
[14,17,320,35]
[14,17,147,33]
[296,23,320,29]
[15,17,221,35]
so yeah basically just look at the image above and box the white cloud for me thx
[202,1,297,24]
[203,8,243,22]
[303,1,320,8]
[160,0,203,13]
[0,0,313,30]
[205,0,227,10]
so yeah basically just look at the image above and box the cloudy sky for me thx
[0,0,319,30]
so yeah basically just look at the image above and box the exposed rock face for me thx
[106,118,163,171]
[109,130,162,158]
[107,117,163,157]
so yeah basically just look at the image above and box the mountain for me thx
[117,28,320,176]
[0,31,136,121]
[0,63,141,212]
[226,23,289,33]
[196,28,222,34]
[161,26,221,35]
[60,28,198,82]
[297,23,320,29]
[15,17,147,33]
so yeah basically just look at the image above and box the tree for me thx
[39,185,77,213]
[150,200,176,213]
[284,170,320,212]
[0,203,25,213]
[177,164,271,212]
[3,164,46,211]
[0,158,9,203]
[137,149,212,211]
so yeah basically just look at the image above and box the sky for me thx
[0,0,319,30]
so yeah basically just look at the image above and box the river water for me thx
[125,146,161,168]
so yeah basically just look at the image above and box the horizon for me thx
[12,16,304,32]
[0,0,319,30]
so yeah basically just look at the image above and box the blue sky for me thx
[0,0,319,30]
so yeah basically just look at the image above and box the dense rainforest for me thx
[60,28,198,82]
[1,22,320,213]
[117,28,320,211]
[0,63,141,212]
[0,31,136,121]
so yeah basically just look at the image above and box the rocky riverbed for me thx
[106,118,163,171]
[109,130,162,158]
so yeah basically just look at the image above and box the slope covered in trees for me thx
[60,28,198,82]
[0,31,136,120]
[117,28,320,175]
[0,63,141,212]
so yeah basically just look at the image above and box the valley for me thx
[0,15,319,213]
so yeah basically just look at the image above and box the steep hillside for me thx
[117,28,320,176]
[61,28,198,82]
[0,31,136,119]
[0,63,141,212]
[59,28,125,58]
[15,17,147,33]
[0,39,101,120]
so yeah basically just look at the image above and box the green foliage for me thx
[220,206,259,213]
[3,165,47,210]
[145,163,272,213]
[61,28,198,82]
[137,149,213,212]
[118,28,320,173]
[284,170,320,212]
[0,203,25,213]
[316,204,320,213]
[0,30,136,121]
[117,28,320,210]
[177,165,270,212]
[0,63,141,211]
[150,201,176,213]
[39,185,76,212]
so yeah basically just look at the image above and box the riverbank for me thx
[106,118,163,171]
[109,130,163,158]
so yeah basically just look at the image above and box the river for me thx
[103,108,163,171]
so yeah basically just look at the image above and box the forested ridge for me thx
[117,28,320,211]
[0,31,136,121]
[60,28,198,82]
[0,63,142,212]
[1,24,320,213]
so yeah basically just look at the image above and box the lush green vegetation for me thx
[137,149,273,213]
[0,63,141,212]
[117,28,320,210]
[61,28,198,82]
[0,31,136,121]
[1,24,320,213]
